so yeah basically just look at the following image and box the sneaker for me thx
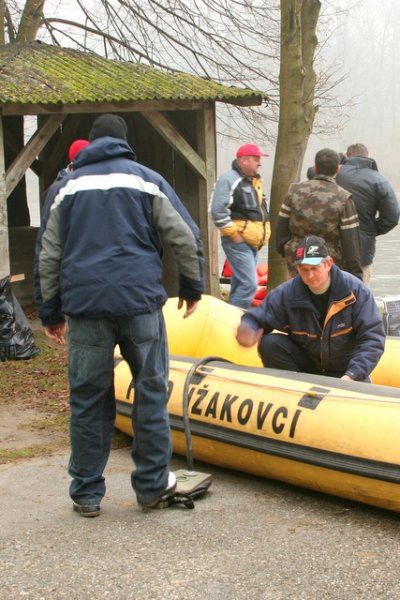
[139,472,177,509]
[73,503,101,518]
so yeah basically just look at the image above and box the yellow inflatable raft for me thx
[114,295,400,512]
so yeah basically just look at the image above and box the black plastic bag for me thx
[0,276,39,361]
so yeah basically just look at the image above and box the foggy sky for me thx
[304,0,400,193]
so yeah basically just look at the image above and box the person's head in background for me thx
[314,148,340,177]
[346,143,368,158]
[68,139,90,170]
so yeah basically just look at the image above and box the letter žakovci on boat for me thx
[114,295,400,513]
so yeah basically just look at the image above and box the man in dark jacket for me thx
[35,114,204,516]
[276,148,362,279]
[336,143,399,286]
[236,235,384,382]
[209,143,270,309]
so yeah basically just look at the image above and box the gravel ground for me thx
[1,448,400,600]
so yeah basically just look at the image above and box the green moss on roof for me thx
[0,42,266,106]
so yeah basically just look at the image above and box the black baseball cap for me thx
[295,235,329,266]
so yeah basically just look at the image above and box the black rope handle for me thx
[182,355,233,470]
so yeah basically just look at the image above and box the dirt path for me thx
[0,314,70,462]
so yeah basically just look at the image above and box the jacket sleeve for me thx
[339,198,363,280]
[152,181,204,301]
[275,191,293,255]
[35,200,65,326]
[34,175,70,326]
[208,174,239,238]
[374,180,399,235]
[241,286,285,334]
[275,216,291,256]
[344,287,385,380]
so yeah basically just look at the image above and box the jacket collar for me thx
[343,156,375,170]
[73,137,136,169]
[313,174,336,184]
[289,264,352,306]
[231,159,261,181]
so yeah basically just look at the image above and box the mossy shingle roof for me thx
[0,41,265,107]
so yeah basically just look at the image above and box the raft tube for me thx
[114,295,400,512]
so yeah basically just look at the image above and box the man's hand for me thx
[232,233,244,243]
[341,374,354,382]
[177,298,199,319]
[44,323,66,345]
[236,322,263,347]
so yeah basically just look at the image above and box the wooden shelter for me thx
[0,41,266,304]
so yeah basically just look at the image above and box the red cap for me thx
[236,143,268,158]
[68,139,89,162]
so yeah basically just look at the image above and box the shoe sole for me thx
[140,482,178,509]
[73,504,101,518]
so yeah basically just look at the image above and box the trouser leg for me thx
[258,333,371,381]
[258,333,319,373]
[221,237,258,310]
[362,264,372,287]
[117,311,171,505]
[68,318,116,505]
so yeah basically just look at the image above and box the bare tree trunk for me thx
[0,0,5,45]
[16,0,45,42]
[268,0,321,289]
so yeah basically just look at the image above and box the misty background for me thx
[26,0,399,303]
[218,0,400,196]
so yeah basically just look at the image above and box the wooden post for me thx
[0,117,10,279]
[197,104,219,296]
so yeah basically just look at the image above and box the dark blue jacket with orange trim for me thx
[241,264,385,381]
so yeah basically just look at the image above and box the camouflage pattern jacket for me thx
[275,175,362,279]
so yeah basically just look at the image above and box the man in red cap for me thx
[68,139,90,164]
[209,143,270,309]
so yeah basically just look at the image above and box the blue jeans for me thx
[221,236,258,309]
[68,311,172,506]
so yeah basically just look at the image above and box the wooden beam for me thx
[142,110,207,180]
[0,100,206,117]
[0,98,263,117]
[5,114,65,198]
[4,125,42,177]
[0,117,9,278]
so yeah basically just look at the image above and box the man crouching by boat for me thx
[236,235,385,382]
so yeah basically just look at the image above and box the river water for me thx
[370,226,400,303]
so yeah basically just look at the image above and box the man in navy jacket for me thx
[236,235,384,382]
[35,114,204,515]
[336,143,399,286]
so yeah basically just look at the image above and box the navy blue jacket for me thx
[336,157,399,265]
[241,264,385,381]
[35,137,204,325]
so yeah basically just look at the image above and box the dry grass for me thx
[0,307,130,463]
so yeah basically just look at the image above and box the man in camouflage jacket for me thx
[275,148,362,279]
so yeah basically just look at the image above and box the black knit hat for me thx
[89,114,128,141]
